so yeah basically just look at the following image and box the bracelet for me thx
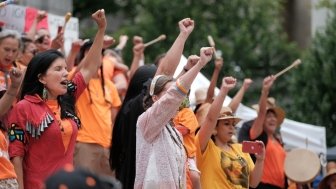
[176,79,188,95]
[183,66,188,72]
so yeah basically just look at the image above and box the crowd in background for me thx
[0,5,335,189]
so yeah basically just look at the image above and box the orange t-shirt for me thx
[173,107,199,157]
[45,100,73,152]
[76,78,121,148]
[102,56,115,81]
[261,137,286,188]
[0,130,17,179]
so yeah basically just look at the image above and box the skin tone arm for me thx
[175,55,200,78]
[249,141,265,188]
[128,42,145,80]
[205,57,223,103]
[78,9,107,84]
[0,69,22,116]
[198,77,237,153]
[26,10,46,40]
[66,39,83,72]
[250,75,276,140]
[155,18,194,77]
[12,157,24,189]
[228,78,253,113]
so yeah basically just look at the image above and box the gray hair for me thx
[0,29,22,48]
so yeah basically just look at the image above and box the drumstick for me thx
[63,12,72,30]
[274,59,302,78]
[144,34,166,47]
[207,35,218,59]
[0,0,17,8]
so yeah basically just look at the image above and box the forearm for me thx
[128,55,142,80]
[156,32,189,77]
[12,156,24,189]
[250,159,264,188]
[66,50,77,72]
[0,86,19,116]
[199,87,229,152]
[26,19,38,40]
[229,86,245,113]
[250,89,269,139]
[79,29,105,83]
[206,68,220,103]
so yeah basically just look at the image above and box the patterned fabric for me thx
[0,178,18,189]
[8,124,24,143]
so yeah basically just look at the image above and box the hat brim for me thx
[217,116,242,125]
[252,104,286,126]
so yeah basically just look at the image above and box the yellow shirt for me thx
[76,78,121,148]
[196,138,255,189]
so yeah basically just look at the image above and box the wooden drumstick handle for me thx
[207,35,218,59]
[63,12,72,29]
[274,59,302,78]
[144,34,166,47]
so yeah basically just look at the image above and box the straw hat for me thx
[318,168,336,189]
[217,106,241,125]
[252,97,285,126]
[195,102,211,126]
[195,88,207,105]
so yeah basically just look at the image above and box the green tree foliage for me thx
[74,0,299,106]
[289,4,336,146]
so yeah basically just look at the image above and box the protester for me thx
[319,168,336,189]
[72,39,121,177]
[16,37,37,70]
[238,75,287,189]
[0,68,22,189]
[7,9,106,189]
[0,29,21,89]
[196,76,265,189]
[110,17,195,189]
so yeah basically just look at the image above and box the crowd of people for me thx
[0,5,334,189]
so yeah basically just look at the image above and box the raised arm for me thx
[128,42,145,80]
[229,78,253,113]
[205,57,223,103]
[0,68,22,116]
[155,18,194,77]
[66,39,83,72]
[139,47,214,141]
[175,55,199,78]
[250,75,275,140]
[26,10,46,40]
[78,9,106,84]
[198,77,236,153]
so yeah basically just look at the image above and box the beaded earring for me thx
[42,86,48,101]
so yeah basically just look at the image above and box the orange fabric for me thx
[186,166,193,189]
[0,130,16,179]
[173,108,198,158]
[76,78,121,148]
[0,68,12,90]
[102,57,115,81]
[45,100,73,152]
[261,137,286,188]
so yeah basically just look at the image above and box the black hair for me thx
[20,49,79,125]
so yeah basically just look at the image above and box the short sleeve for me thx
[72,72,87,100]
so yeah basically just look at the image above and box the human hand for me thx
[242,78,253,90]
[133,43,145,57]
[36,10,47,22]
[50,31,64,50]
[9,68,23,89]
[185,55,200,71]
[254,140,265,161]
[70,39,83,54]
[199,47,214,67]
[91,9,106,30]
[221,76,236,90]
[262,75,275,92]
[178,18,194,36]
[103,35,115,48]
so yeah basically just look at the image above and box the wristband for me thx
[176,79,188,95]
